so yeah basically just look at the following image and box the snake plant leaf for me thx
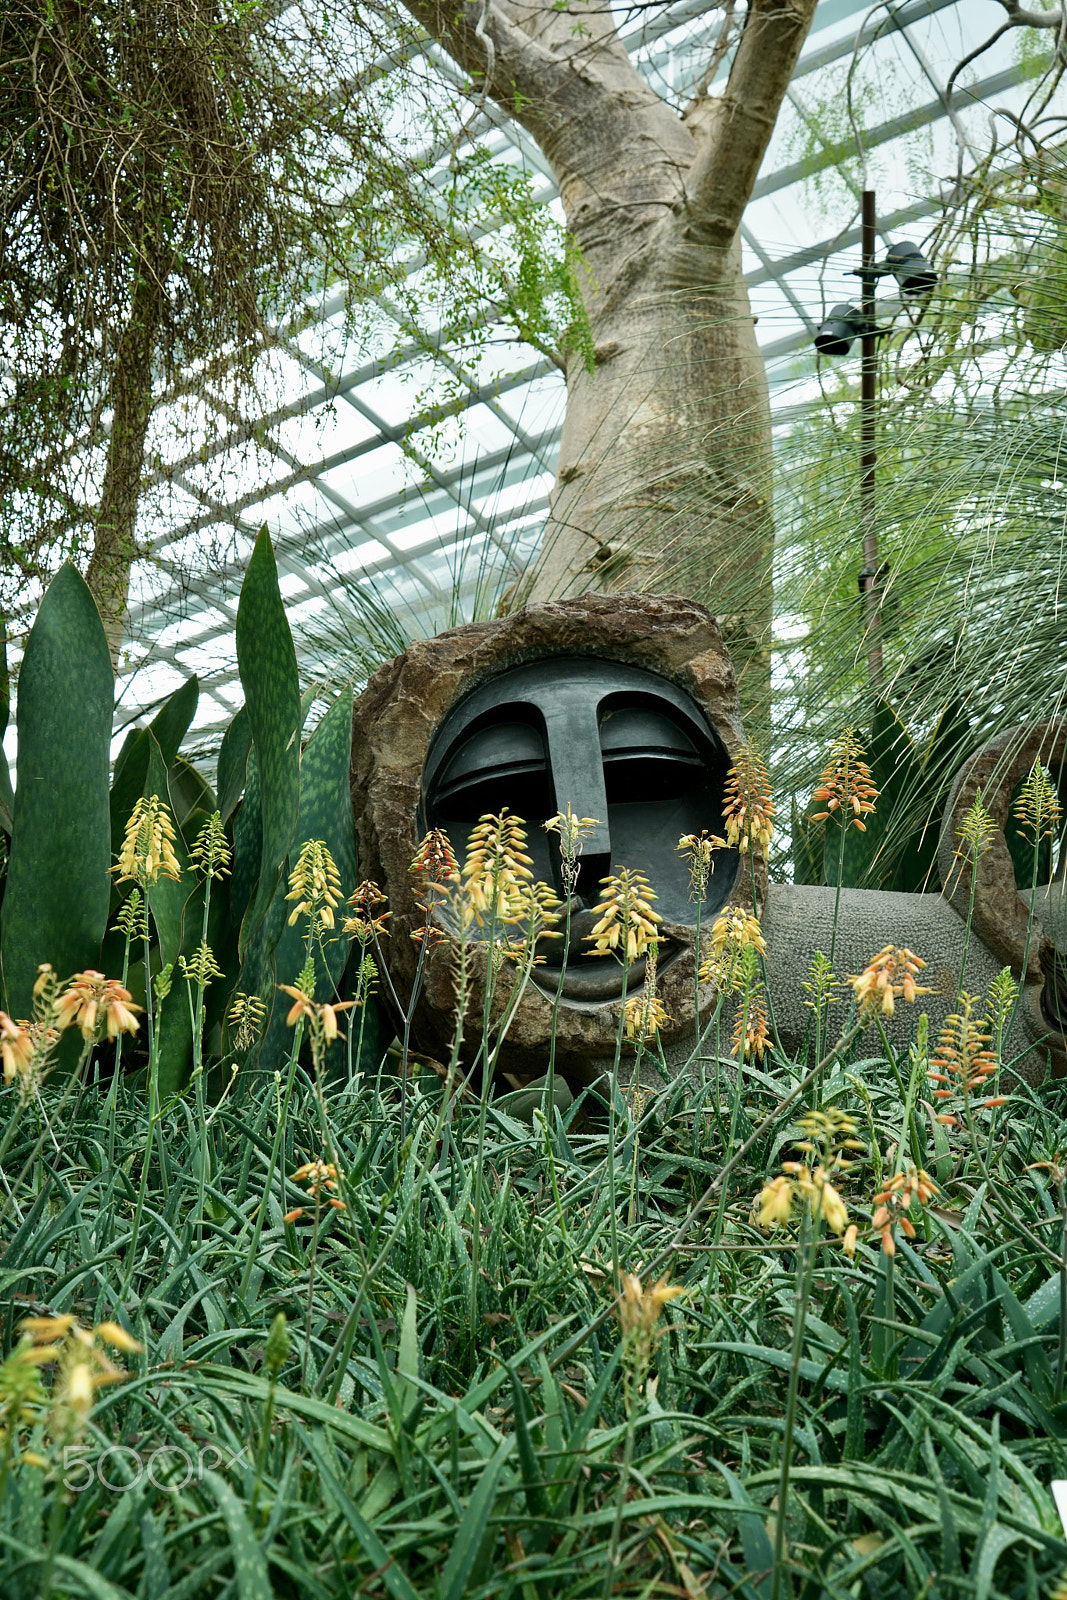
[230,747,261,936]
[142,734,202,1097]
[110,676,200,863]
[0,623,13,835]
[169,757,216,835]
[1,564,112,1017]
[142,734,195,970]
[235,527,300,960]
[257,691,356,1072]
[216,705,252,828]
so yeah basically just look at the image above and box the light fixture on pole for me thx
[812,191,937,687]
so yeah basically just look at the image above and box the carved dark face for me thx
[421,658,739,1005]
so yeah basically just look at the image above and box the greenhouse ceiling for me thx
[72,0,1052,760]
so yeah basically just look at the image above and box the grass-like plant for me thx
[3,740,1067,1598]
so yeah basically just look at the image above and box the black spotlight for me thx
[884,241,937,295]
[813,303,870,356]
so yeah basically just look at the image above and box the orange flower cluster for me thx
[410,829,460,946]
[870,1166,938,1256]
[342,880,390,942]
[0,1013,34,1086]
[810,730,879,833]
[928,994,1005,1124]
[51,971,141,1041]
[732,988,769,1063]
[849,946,930,1020]
[284,1159,345,1223]
[722,747,775,856]
[277,984,354,1042]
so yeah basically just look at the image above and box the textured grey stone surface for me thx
[761,884,1056,1087]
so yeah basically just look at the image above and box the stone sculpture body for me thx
[350,594,1067,1092]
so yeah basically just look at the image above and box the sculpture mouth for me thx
[529,937,683,1004]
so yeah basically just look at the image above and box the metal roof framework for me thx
[69,0,1056,761]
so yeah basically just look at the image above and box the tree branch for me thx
[682,0,817,251]
[398,0,570,132]
[994,0,1065,25]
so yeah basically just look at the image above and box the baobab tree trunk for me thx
[400,0,816,722]
[86,269,162,671]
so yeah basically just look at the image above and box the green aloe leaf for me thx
[235,526,300,960]
[1,565,112,1017]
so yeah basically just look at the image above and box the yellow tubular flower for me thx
[286,840,342,931]
[53,973,141,1041]
[676,831,726,900]
[190,812,232,879]
[0,1013,34,1086]
[1015,760,1062,842]
[586,868,661,962]
[954,789,997,863]
[113,795,182,886]
[849,945,930,1021]
[758,1174,793,1229]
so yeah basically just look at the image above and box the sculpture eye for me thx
[599,703,705,804]
[429,718,552,823]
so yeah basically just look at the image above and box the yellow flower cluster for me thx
[758,1164,849,1236]
[698,906,766,990]
[676,830,726,900]
[732,989,769,1063]
[1014,759,1062,842]
[113,795,182,886]
[544,805,600,891]
[18,1315,143,1442]
[227,991,267,1052]
[587,869,661,962]
[849,945,930,1020]
[0,1014,34,1087]
[615,1270,686,1412]
[624,991,671,1042]
[286,840,342,931]
[757,1109,863,1244]
[278,983,354,1042]
[928,992,1004,1124]
[462,810,537,927]
[809,730,879,833]
[190,811,232,880]
[722,747,775,855]
[954,790,997,864]
[409,829,460,947]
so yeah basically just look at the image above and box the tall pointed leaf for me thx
[257,691,356,1070]
[235,527,300,958]
[216,705,252,827]
[110,676,200,861]
[1,565,112,1016]
[0,624,13,835]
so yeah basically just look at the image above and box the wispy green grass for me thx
[1,1001,1067,1599]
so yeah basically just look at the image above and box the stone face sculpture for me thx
[351,593,1067,1092]
[350,594,761,1086]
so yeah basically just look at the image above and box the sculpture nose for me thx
[541,693,612,897]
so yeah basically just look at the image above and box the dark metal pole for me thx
[859,189,883,687]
